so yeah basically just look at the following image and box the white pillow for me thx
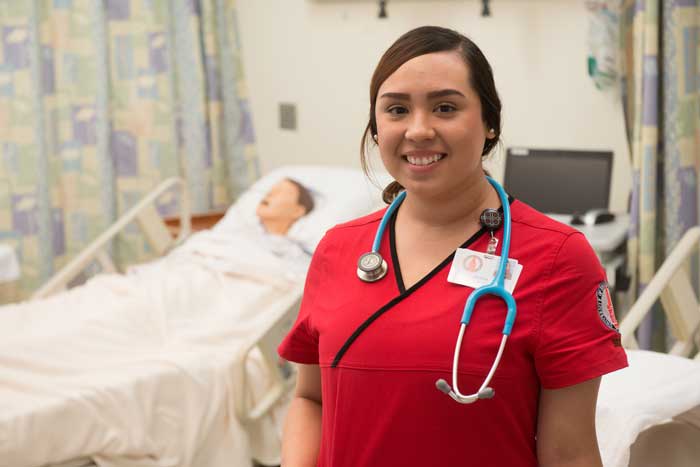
[214,165,391,252]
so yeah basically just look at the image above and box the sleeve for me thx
[277,233,329,364]
[534,232,628,389]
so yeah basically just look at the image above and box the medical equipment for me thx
[503,147,612,215]
[356,177,517,404]
[356,190,405,283]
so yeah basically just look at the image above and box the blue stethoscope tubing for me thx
[369,177,516,404]
[372,189,406,253]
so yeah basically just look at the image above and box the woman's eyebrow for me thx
[427,89,465,99]
[379,89,466,100]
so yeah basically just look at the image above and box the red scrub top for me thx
[279,199,628,467]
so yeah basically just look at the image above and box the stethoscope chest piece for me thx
[357,252,388,282]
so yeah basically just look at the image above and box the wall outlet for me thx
[279,103,297,130]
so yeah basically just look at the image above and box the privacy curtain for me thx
[620,0,699,347]
[0,0,258,299]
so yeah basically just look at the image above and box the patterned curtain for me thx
[0,0,258,300]
[621,0,700,348]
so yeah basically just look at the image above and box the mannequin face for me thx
[255,179,307,231]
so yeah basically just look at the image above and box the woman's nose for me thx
[405,113,435,141]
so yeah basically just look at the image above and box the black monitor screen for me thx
[503,148,612,214]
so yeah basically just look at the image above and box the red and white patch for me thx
[596,281,619,332]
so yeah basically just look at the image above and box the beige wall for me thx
[236,0,631,212]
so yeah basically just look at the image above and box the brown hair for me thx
[360,26,502,204]
[286,178,315,215]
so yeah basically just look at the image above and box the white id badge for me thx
[448,248,523,293]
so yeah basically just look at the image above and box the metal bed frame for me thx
[619,226,700,360]
[31,177,298,467]
[33,177,192,299]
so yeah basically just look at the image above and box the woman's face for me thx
[374,51,493,200]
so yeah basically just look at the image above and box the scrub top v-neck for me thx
[388,204,487,295]
[278,200,628,467]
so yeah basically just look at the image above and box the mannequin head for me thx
[256,178,314,235]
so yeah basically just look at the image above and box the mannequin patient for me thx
[256,178,314,235]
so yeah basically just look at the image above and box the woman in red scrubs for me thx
[279,26,627,467]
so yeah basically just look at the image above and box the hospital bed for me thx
[597,226,700,467]
[0,165,386,467]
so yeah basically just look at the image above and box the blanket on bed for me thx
[596,349,700,467]
[0,230,306,467]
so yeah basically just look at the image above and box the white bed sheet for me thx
[596,349,700,467]
[0,230,304,467]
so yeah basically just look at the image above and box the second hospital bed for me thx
[0,165,387,467]
[596,226,700,467]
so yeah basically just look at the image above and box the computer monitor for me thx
[503,148,612,214]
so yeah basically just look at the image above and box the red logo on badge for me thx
[596,282,619,332]
[604,286,618,328]
[463,255,483,272]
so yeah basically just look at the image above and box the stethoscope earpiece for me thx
[357,252,388,282]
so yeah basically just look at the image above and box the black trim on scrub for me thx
[331,195,515,368]
[389,207,405,294]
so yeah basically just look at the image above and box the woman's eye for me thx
[387,106,408,115]
[435,103,456,113]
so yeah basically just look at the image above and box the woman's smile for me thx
[402,151,447,172]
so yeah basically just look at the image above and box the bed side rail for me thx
[233,285,303,424]
[619,226,700,359]
[32,177,191,300]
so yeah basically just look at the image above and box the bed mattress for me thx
[597,349,700,467]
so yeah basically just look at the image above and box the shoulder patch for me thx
[596,281,619,332]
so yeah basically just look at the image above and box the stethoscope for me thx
[356,177,516,404]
